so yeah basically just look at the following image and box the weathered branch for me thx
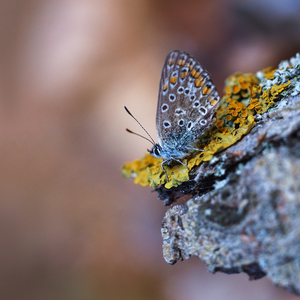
[161,95,300,294]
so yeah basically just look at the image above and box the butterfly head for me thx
[148,144,162,158]
[148,143,190,162]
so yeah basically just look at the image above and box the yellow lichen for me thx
[121,154,159,187]
[223,72,259,102]
[261,67,276,80]
[248,81,291,114]
[121,65,292,189]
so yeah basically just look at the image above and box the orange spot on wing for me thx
[180,71,188,79]
[195,77,204,87]
[177,60,184,66]
[202,86,211,95]
[163,84,168,91]
[170,77,177,84]
[168,59,174,66]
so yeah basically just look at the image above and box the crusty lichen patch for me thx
[122,53,300,189]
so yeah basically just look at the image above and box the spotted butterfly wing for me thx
[156,50,220,161]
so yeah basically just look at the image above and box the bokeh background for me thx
[1,0,300,299]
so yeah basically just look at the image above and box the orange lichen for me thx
[223,72,259,103]
[262,67,276,80]
[248,81,291,114]
[232,85,240,94]
[121,65,292,189]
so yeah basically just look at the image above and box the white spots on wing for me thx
[186,57,196,70]
[178,53,187,63]
[179,67,189,82]
[170,70,178,79]
[200,119,207,126]
[184,88,190,95]
[161,103,169,113]
[171,70,178,77]
[178,119,185,127]
[158,51,221,142]
[189,94,196,101]
[201,71,208,78]
[162,82,168,95]
[193,64,203,74]
[169,93,176,102]
[199,106,207,115]
[187,121,193,130]
[175,108,185,116]
[163,120,171,128]
[193,100,200,108]
[211,90,218,98]
[168,52,177,66]
[177,87,184,94]
[202,81,213,95]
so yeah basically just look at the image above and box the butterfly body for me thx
[148,50,220,174]
[148,143,188,161]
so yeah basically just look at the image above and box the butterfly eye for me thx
[154,147,160,156]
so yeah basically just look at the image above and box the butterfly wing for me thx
[156,50,220,155]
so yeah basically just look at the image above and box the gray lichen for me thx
[161,71,300,294]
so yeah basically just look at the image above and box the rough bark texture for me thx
[161,95,300,295]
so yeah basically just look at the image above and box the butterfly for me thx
[125,50,220,178]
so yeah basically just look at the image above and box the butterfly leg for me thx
[186,147,206,152]
[161,158,190,181]
[161,160,169,181]
[172,158,188,169]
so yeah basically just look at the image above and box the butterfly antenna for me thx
[124,106,156,145]
[125,128,155,145]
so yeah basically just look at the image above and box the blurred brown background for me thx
[1,0,300,299]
